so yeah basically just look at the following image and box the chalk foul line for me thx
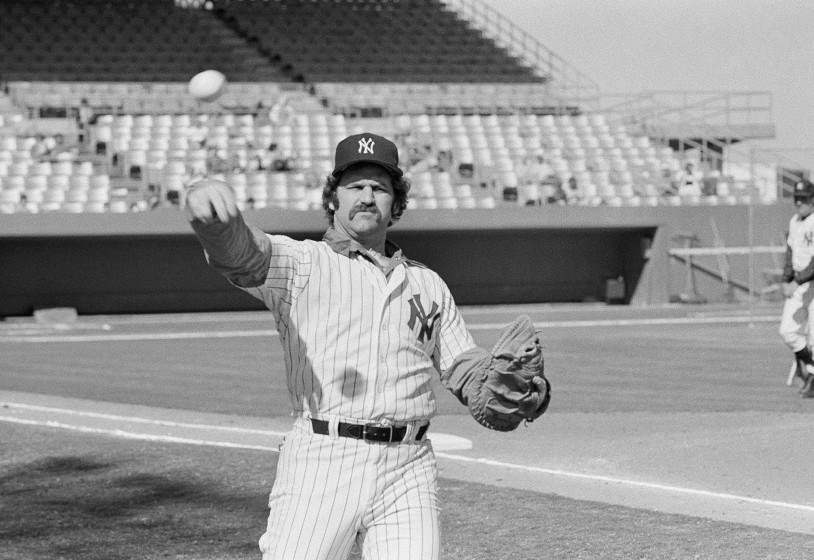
[0,315,780,343]
[432,453,814,514]
[0,416,280,453]
[2,402,812,515]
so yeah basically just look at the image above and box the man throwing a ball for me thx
[186,132,550,559]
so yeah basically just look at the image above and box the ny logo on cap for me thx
[358,137,375,154]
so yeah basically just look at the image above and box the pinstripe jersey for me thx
[241,227,477,425]
[787,213,814,272]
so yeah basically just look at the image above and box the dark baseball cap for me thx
[331,132,403,179]
[793,179,814,200]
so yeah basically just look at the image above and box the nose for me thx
[358,185,375,203]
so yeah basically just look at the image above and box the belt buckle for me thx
[361,424,394,442]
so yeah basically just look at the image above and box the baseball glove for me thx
[465,315,550,431]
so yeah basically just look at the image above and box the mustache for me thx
[349,204,381,219]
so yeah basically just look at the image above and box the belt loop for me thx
[328,417,340,438]
[403,422,415,442]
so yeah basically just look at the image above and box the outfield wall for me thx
[0,204,792,316]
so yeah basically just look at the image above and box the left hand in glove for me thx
[465,315,551,431]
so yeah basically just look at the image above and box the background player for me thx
[185,132,549,559]
[779,178,814,398]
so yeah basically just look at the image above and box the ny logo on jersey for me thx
[806,232,813,246]
[358,137,375,154]
[407,294,440,343]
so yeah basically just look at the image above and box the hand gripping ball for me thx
[188,69,227,102]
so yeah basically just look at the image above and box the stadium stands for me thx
[0,0,783,215]
[0,0,281,83]
[213,0,542,83]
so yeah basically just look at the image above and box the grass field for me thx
[3,303,814,559]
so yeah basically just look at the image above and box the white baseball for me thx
[188,69,227,102]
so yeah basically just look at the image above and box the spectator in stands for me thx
[676,161,702,198]
[436,149,454,173]
[48,133,78,160]
[206,146,229,175]
[658,167,678,197]
[269,143,297,172]
[517,153,555,187]
[564,176,581,204]
[267,94,294,126]
[76,98,93,148]
[30,133,77,162]
[406,142,438,175]
[30,134,50,159]
[543,176,567,205]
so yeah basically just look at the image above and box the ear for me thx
[328,202,335,211]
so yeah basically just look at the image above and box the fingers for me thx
[185,189,214,222]
[185,180,238,224]
[207,190,231,222]
[518,376,550,417]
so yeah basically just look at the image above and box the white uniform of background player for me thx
[779,179,814,398]
[186,133,547,559]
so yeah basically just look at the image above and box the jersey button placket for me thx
[375,308,389,394]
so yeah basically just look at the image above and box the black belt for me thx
[310,418,428,443]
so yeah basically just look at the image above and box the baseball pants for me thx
[259,416,439,560]
[779,280,814,352]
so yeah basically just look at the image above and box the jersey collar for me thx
[322,226,405,260]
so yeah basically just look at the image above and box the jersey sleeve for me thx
[190,214,311,311]
[240,234,312,311]
[190,213,272,288]
[432,275,477,373]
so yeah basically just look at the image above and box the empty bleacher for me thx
[0,0,282,82]
[213,0,542,83]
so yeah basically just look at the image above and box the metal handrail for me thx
[439,0,600,106]
[596,90,810,199]
[598,90,774,129]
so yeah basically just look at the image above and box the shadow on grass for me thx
[0,455,266,560]
[4,454,813,560]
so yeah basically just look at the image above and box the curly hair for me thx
[321,171,411,225]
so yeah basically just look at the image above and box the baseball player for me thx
[186,132,550,559]
[779,178,814,398]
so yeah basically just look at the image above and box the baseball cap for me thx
[331,132,403,179]
[793,179,814,200]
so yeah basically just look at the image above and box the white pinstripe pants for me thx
[259,417,440,560]
[779,280,814,352]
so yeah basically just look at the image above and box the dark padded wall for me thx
[0,228,652,316]
[0,204,790,317]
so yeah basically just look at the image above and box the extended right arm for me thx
[186,179,272,288]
